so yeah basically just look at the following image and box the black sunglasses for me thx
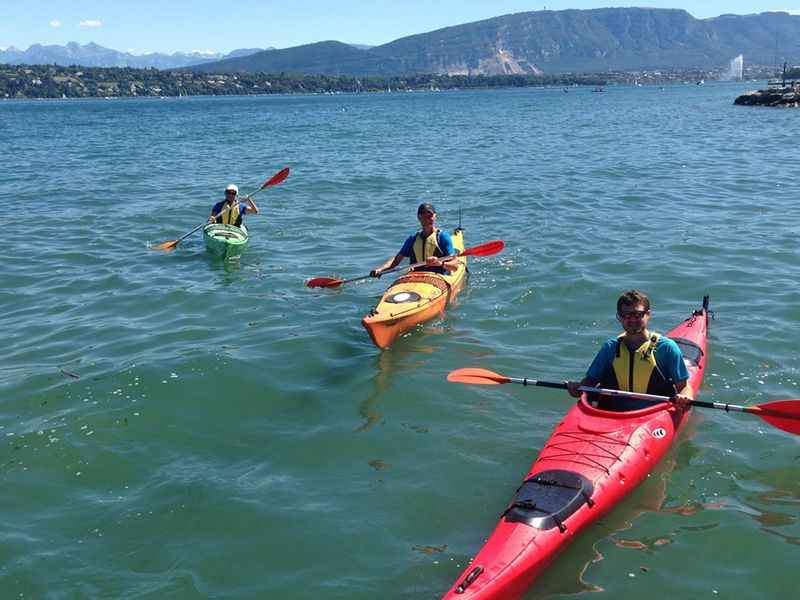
[618,310,648,319]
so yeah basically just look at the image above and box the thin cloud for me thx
[50,20,62,28]
[79,20,103,28]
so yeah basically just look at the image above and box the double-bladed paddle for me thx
[306,239,505,289]
[152,167,290,251]
[447,368,800,436]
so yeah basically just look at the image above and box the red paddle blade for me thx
[447,368,511,385]
[461,240,505,258]
[263,167,290,188]
[306,277,344,289]
[753,400,800,435]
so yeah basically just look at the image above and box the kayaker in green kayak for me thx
[208,184,259,227]
[369,202,459,277]
[566,290,694,410]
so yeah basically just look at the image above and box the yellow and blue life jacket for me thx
[218,202,241,227]
[410,229,444,264]
[596,332,676,409]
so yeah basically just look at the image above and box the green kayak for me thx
[202,223,249,258]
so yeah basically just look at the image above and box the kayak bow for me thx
[203,223,249,259]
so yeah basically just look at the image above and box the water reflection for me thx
[355,341,436,432]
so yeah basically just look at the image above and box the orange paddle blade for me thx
[306,277,344,288]
[151,240,178,251]
[752,400,800,435]
[447,368,511,385]
[461,240,505,257]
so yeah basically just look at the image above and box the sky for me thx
[2,1,800,54]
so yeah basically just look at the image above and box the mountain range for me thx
[0,42,270,69]
[4,9,800,75]
[191,8,800,75]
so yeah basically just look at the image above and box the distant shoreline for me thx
[0,81,769,104]
[0,63,777,101]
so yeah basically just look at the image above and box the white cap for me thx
[225,184,239,194]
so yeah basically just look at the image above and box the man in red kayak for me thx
[369,203,458,277]
[566,290,693,410]
[208,183,259,227]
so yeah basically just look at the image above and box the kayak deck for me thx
[442,297,710,600]
[362,229,467,349]
[203,223,249,258]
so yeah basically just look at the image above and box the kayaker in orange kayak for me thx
[369,203,459,277]
[566,289,693,410]
[208,184,259,226]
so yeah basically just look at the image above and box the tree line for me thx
[1,62,783,100]
[0,64,610,99]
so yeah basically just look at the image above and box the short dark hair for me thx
[617,290,651,314]
[417,202,436,214]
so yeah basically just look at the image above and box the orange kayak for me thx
[362,229,467,349]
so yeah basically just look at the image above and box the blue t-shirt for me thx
[586,335,690,384]
[211,201,248,225]
[398,230,455,274]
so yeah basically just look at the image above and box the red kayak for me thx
[442,296,710,600]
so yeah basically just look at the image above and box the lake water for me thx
[2,83,799,599]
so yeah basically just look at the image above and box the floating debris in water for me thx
[368,459,391,471]
[613,539,647,549]
[413,544,447,554]
[402,423,429,434]
[653,538,671,546]
[661,502,701,516]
